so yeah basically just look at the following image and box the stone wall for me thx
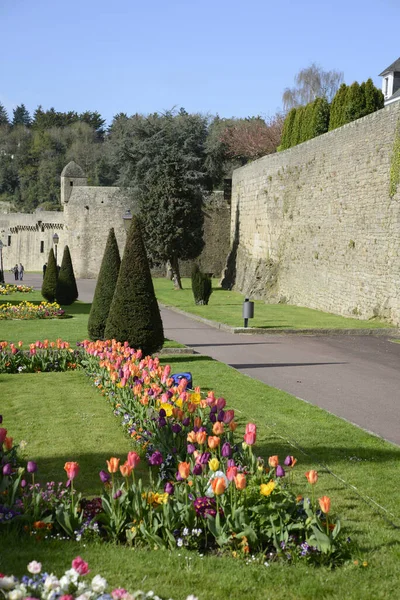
[228,102,400,324]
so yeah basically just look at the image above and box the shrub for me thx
[41,248,58,302]
[56,245,78,305]
[191,264,213,305]
[88,228,121,340]
[104,215,164,355]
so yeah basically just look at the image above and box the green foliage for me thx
[279,108,297,150]
[0,104,9,127]
[191,264,213,305]
[12,104,31,127]
[329,83,348,130]
[56,245,78,305]
[88,228,121,340]
[104,215,164,354]
[312,97,330,137]
[389,118,400,198]
[41,248,58,302]
[344,82,365,123]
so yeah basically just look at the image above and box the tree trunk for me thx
[170,255,182,290]
[165,260,173,280]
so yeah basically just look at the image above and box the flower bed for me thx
[0,284,34,295]
[0,557,196,600]
[0,301,65,320]
[0,339,354,567]
[0,340,81,373]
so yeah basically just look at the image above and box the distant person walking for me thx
[13,264,19,281]
[19,263,24,281]
[43,263,47,278]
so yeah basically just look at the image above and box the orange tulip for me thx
[4,437,13,451]
[211,476,226,495]
[227,466,238,481]
[196,430,207,445]
[319,496,331,514]
[305,470,318,485]
[208,436,220,449]
[212,421,225,435]
[178,461,190,479]
[120,462,133,477]
[64,461,79,480]
[229,421,238,432]
[187,431,197,443]
[194,417,202,429]
[106,457,120,473]
[234,473,247,490]
[268,455,279,468]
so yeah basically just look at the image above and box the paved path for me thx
[10,272,400,446]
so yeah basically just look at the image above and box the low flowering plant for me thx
[0,558,197,600]
[0,340,82,374]
[0,284,34,295]
[0,301,65,320]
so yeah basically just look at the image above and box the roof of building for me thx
[61,161,86,178]
[379,57,400,76]
[386,88,400,103]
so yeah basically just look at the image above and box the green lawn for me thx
[154,277,390,329]
[1,353,399,599]
[0,291,183,348]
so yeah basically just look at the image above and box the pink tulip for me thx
[127,451,140,469]
[0,428,7,444]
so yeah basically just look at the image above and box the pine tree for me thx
[56,245,78,305]
[344,82,365,123]
[291,106,304,146]
[41,248,58,302]
[0,103,9,126]
[311,97,330,137]
[104,215,164,355]
[88,228,121,340]
[12,104,31,127]
[364,78,384,115]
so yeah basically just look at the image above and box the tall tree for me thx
[218,114,284,161]
[329,83,348,130]
[111,109,208,288]
[104,215,164,355]
[283,63,343,110]
[0,104,9,127]
[88,228,121,340]
[12,104,31,127]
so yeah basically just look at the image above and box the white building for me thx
[379,57,400,105]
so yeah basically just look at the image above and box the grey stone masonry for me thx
[229,102,400,325]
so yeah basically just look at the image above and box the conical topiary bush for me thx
[41,248,58,302]
[104,215,164,355]
[56,245,78,305]
[88,228,121,340]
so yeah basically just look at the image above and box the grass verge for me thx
[153,278,389,330]
[1,355,399,599]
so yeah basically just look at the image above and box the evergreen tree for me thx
[302,102,314,141]
[191,264,213,305]
[329,83,348,130]
[104,215,164,355]
[364,78,384,115]
[280,108,296,150]
[0,104,9,127]
[41,248,58,302]
[88,228,121,340]
[12,104,31,127]
[291,106,304,146]
[311,97,330,137]
[344,82,365,123]
[56,245,78,305]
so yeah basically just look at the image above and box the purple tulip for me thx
[159,409,166,418]
[159,417,167,428]
[99,470,111,483]
[171,423,182,434]
[0,415,2,424]
[192,464,202,476]
[227,459,236,468]
[176,471,183,481]
[187,444,196,454]
[113,489,122,499]
[210,406,217,414]
[149,451,163,466]
[209,413,217,424]
[284,456,293,467]
[221,442,232,458]
[217,410,225,422]
[164,482,174,495]
[3,463,12,476]
[276,465,285,478]
[182,417,190,427]
[199,452,211,465]
[27,461,38,473]
[21,479,27,488]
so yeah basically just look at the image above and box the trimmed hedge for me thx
[191,264,213,305]
[88,228,121,340]
[41,248,58,302]
[104,215,164,355]
[56,245,78,305]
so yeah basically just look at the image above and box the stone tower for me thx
[60,161,87,205]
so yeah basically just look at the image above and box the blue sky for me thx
[1,0,399,125]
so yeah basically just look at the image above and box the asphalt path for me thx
[11,272,400,446]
